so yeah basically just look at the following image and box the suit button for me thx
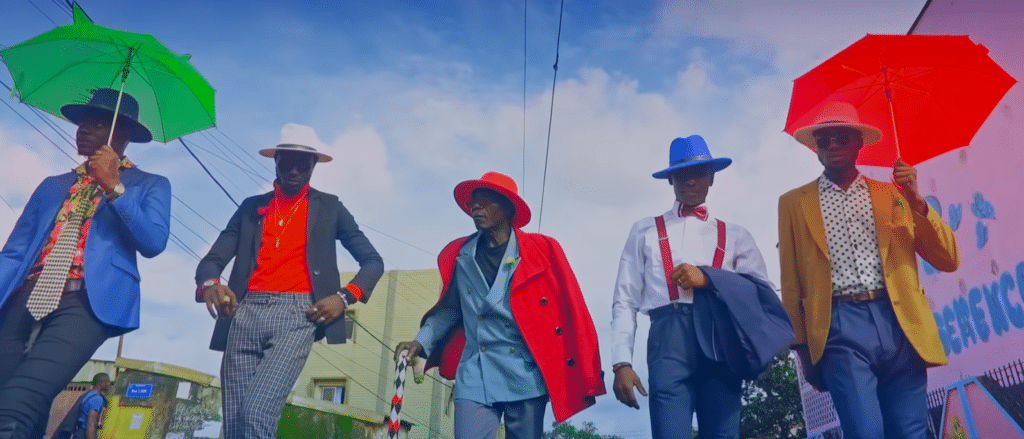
[477,315,484,321]
[313,270,321,275]
[505,322,512,328]
[540,297,548,306]
[480,346,487,352]
[509,347,516,354]
[566,358,575,367]
[555,327,562,335]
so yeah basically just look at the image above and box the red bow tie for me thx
[678,205,708,221]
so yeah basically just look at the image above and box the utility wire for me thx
[179,138,239,207]
[214,128,273,173]
[25,0,59,26]
[536,0,566,232]
[522,0,528,190]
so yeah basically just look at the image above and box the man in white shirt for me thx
[611,135,773,439]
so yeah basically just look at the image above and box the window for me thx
[313,379,347,404]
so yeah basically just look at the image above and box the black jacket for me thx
[196,187,384,351]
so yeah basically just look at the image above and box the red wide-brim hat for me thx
[453,172,531,229]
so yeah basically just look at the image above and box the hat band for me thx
[671,154,713,165]
[276,144,318,152]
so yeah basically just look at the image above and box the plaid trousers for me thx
[221,292,316,439]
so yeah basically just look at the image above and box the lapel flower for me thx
[507,257,516,267]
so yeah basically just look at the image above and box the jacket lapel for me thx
[251,192,273,257]
[510,230,546,292]
[798,183,830,259]
[306,188,322,251]
[867,179,893,264]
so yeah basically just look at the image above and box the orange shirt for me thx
[247,183,312,293]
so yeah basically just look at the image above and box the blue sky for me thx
[0,1,928,437]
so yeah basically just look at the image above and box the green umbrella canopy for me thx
[0,2,216,143]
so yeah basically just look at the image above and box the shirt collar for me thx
[74,156,136,176]
[818,172,866,193]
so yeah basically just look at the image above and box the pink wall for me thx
[908,0,1024,391]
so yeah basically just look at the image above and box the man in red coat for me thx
[395,172,605,439]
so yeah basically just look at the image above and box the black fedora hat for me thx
[60,88,153,143]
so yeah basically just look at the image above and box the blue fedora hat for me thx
[60,88,153,143]
[652,135,732,179]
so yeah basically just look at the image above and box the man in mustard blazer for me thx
[779,102,960,439]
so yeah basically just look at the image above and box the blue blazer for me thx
[0,167,171,332]
[694,268,795,380]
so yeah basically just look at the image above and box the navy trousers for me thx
[818,297,928,439]
[0,283,115,439]
[648,304,742,439]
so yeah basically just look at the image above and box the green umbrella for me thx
[0,2,215,143]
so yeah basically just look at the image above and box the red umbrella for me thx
[785,34,1016,167]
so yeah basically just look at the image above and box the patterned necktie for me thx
[678,205,708,221]
[25,186,95,320]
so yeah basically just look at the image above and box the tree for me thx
[543,421,624,439]
[739,353,806,439]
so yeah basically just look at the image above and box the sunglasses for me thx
[276,156,314,173]
[814,133,860,150]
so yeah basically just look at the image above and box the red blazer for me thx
[421,229,606,422]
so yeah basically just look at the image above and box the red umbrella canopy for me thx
[785,34,1016,167]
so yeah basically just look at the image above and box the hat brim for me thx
[259,146,333,163]
[793,122,883,149]
[60,104,153,143]
[652,157,732,179]
[453,180,531,229]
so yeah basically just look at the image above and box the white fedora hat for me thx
[793,101,883,149]
[259,124,333,163]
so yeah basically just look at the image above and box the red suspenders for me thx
[655,215,725,301]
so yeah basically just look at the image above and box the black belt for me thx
[21,278,85,293]
[649,302,692,320]
[834,288,887,304]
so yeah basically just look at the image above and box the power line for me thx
[179,138,239,207]
[358,223,436,258]
[170,213,212,246]
[522,0,528,191]
[308,348,453,439]
[25,0,59,26]
[213,128,273,173]
[536,0,566,232]
[171,193,222,231]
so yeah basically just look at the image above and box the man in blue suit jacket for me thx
[0,89,171,439]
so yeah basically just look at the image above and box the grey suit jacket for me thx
[196,187,384,351]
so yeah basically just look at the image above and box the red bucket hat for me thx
[453,172,531,229]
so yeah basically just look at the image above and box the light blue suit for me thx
[0,167,171,331]
[416,232,547,404]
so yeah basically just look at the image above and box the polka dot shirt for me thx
[818,174,886,296]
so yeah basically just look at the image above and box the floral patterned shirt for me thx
[28,157,136,280]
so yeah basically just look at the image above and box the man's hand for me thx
[87,145,121,193]
[306,294,347,325]
[792,345,824,392]
[612,365,647,409]
[394,340,423,363]
[203,284,238,319]
[671,263,709,290]
[893,159,928,216]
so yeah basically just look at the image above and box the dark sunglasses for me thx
[814,133,859,150]
[276,156,314,173]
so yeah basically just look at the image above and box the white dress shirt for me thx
[609,201,772,366]
[817,174,886,296]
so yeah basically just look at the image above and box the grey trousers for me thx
[454,396,548,439]
[220,293,316,439]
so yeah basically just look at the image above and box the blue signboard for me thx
[125,383,153,399]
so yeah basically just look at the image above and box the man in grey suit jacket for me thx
[194,126,383,439]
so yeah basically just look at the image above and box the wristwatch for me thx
[105,182,126,200]
[200,279,220,295]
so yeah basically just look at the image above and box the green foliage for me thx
[739,353,806,439]
[543,421,624,439]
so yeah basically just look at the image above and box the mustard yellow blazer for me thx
[778,177,960,367]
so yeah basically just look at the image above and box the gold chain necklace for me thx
[271,196,303,248]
